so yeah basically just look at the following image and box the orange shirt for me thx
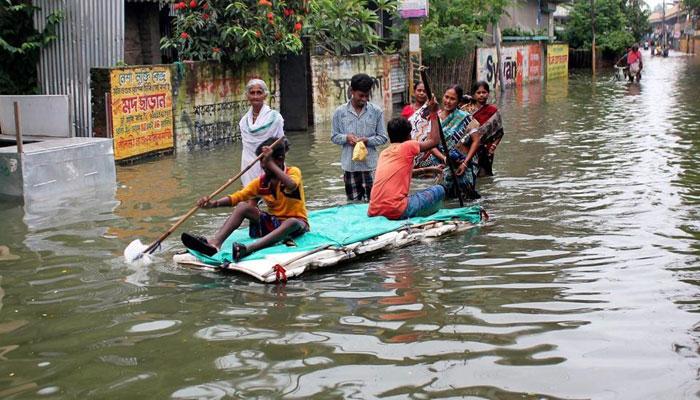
[368,141,420,219]
[229,166,308,225]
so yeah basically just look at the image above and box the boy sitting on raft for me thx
[181,137,309,262]
[368,96,445,219]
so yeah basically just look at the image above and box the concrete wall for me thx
[92,60,279,156]
[483,0,551,45]
[310,54,395,125]
[0,138,115,200]
[0,153,22,197]
[0,96,71,137]
[124,2,163,65]
[500,0,549,34]
[172,61,279,151]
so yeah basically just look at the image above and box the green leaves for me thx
[0,1,62,94]
[162,0,306,63]
[421,0,509,62]
[682,0,700,13]
[304,0,396,55]
[564,0,648,54]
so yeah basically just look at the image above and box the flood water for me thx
[1,52,699,399]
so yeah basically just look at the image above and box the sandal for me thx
[181,232,218,257]
[232,242,248,263]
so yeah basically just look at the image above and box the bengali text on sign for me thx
[110,67,174,160]
[546,44,569,80]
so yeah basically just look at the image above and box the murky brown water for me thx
[1,52,699,399]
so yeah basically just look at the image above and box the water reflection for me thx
[0,54,698,398]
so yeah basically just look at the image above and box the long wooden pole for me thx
[13,102,23,158]
[419,69,465,207]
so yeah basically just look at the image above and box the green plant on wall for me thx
[0,0,62,94]
[304,0,398,55]
[161,0,307,62]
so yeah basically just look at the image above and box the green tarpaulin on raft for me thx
[189,204,483,265]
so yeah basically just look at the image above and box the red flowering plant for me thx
[161,0,308,62]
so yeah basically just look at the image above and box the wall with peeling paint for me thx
[92,60,279,157]
[310,55,396,126]
[171,61,279,152]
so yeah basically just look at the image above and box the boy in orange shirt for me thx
[181,137,308,262]
[368,97,445,219]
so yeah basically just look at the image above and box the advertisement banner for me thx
[399,0,428,18]
[477,44,544,88]
[110,67,174,160]
[546,44,569,80]
[476,48,498,89]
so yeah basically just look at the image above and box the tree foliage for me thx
[162,0,400,60]
[564,0,639,54]
[304,0,397,55]
[161,0,307,63]
[421,0,509,61]
[622,0,651,42]
[0,0,62,94]
[682,0,700,13]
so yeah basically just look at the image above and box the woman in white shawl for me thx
[239,79,285,186]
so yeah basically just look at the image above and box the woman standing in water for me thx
[463,81,504,177]
[401,81,428,119]
[412,85,482,200]
[239,79,285,186]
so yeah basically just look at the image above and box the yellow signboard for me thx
[546,44,569,80]
[110,67,174,160]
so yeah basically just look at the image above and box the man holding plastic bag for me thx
[331,73,388,202]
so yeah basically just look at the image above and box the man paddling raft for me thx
[181,137,309,262]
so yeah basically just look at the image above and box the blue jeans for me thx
[400,185,445,219]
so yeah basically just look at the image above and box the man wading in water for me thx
[331,73,388,202]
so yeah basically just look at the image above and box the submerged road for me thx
[0,52,698,398]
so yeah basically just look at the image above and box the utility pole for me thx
[591,0,596,75]
[662,0,666,49]
[399,1,428,100]
[408,20,422,99]
[494,21,503,92]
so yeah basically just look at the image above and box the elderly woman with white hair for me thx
[239,78,285,186]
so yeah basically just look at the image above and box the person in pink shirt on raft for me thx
[368,96,445,220]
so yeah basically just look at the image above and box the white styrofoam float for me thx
[173,218,479,283]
